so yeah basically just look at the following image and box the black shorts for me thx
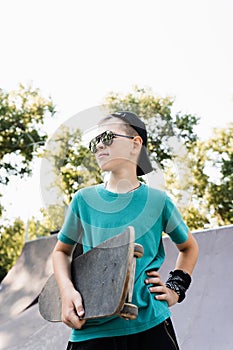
[66,318,179,350]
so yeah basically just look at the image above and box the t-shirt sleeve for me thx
[58,192,83,245]
[162,194,189,244]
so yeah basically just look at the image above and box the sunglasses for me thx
[89,130,134,153]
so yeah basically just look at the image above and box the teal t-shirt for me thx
[58,183,189,342]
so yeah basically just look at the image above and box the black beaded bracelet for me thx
[165,270,192,303]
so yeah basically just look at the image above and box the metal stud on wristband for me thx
[165,270,192,303]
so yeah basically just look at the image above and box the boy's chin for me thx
[97,159,112,172]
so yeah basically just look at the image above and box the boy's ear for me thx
[132,136,143,154]
[133,136,143,146]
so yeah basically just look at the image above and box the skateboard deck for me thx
[38,227,144,322]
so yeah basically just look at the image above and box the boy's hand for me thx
[145,270,179,307]
[61,287,86,329]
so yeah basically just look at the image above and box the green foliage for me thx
[0,207,65,280]
[181,206,210,231]
[0,84,55,186]
[0,84,56,277]
[185,123,233,227]
[0,193,3,217]
[205,124,233,225]
[0,218,25,281]
[43,125,102,205]
[26,216,50,241]
[189,140,210,198]
[40,205,66,233]
[60,145,102,203]
[26,206,65,240]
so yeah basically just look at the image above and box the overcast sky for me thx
[1,0,232,222]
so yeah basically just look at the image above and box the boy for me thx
[52,111,199,349]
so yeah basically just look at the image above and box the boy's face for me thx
[93,119,139,174]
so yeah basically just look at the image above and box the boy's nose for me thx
[96,139,106,152]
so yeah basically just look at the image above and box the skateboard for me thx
[38,226,144,322]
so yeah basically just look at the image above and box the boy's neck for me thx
[105,172,140,194]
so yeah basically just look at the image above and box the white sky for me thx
[0,0,233,222]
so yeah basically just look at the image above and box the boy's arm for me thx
[52,240,85,329]
[146,232,199,306]
[174,231,199,274]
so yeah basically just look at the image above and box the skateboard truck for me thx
[119,243,144,320]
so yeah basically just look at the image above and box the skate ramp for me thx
[160,224,233,350]
[0,304,70,350]
[0,235,57,323]
[0,225,233,349]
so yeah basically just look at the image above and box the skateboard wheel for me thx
[119,302,138,320]
[134,243,144,258]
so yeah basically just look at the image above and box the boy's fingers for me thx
[62,311,85,330]
[155,293,167,301]
[76,305,85,318]
[146,270,160,277]
[145,277,161,285]
[73,294,85,317]
[71,313,86,329]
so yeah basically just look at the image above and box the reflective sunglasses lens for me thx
[101,131,114,146]
[89,131,114,153]
[89,136,99,153]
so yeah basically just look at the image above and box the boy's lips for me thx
[97,152,109,159]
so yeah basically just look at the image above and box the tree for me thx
[183,123,233,228]
[25,206,65,241]
[0,84,56,277]
[205,124,233,225]
[0,218,25,281]
[42,125,102,207]
[0,84,55,186]
[180,139,211,230]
